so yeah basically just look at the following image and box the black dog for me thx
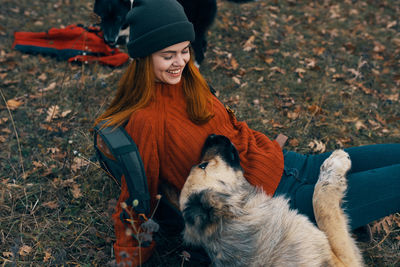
[93,0,132,47]
[93,0,252,65]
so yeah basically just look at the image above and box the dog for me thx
[93,0,132,47]
[93,0,252,65]
[179,134,364,267]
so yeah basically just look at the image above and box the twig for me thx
[368,231,391,250]
[0,88,25,180]
[69,221,92,248]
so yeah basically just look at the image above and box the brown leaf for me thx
[40,123,58,132]
[230,57,239,70]
[289,138,299,147]
[3,251,13,258]
[39,82,56,93]
[295,68,306,78]
[313,47,325,56]
[373,42,386,53]
[42,201,59,209]
[355,120,367,130]
[38,73,47,81]
[71,184,82,199]
[232,76,241,85]
[71,157,90,172]
[0,117,8,124]
[371,215,394,235]
[6,99,23,110]
[45,105,60,122]
[269,66,286,74]
[307,105,322,115]
[264,57,274,64]
[308,139,326,153]
[243,35,256,52]
[19,245,32,256]
[287,111,299,120]
[43,250,52,262]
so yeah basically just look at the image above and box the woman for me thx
[95,0,400,265]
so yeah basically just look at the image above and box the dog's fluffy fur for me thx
[179,134,363,267]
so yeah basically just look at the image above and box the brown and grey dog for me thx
[179,134,363,267]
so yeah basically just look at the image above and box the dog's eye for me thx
[198,162,208,169]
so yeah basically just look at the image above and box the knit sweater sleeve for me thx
[112,112,159,266]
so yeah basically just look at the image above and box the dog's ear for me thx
[182,190,235,231]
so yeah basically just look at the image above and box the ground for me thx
[0,0,399,266]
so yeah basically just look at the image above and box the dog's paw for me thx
[320,150,351,179]
[317,150,351,194]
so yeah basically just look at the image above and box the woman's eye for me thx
[182,49,189,54]
[198,162,208,169]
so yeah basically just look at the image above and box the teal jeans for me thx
[274,144,400,230]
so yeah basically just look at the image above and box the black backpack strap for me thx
[93,121,150,216]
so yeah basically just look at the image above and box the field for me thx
[1,0,399,266]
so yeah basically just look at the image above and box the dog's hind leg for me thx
[313,150,364,267]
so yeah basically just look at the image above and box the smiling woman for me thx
[152,41,191,84]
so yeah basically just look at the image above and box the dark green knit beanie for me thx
[126,0,195,58]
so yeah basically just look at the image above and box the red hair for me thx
[95,48,214,127]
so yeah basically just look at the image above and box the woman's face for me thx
[151,41,191,84]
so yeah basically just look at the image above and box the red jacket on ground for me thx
[12,25,129,67]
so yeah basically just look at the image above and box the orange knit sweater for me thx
[112,81,284,265]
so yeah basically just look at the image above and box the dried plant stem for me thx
[0,88,25,180]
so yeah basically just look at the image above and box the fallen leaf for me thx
[313,47,325,56]
[355,120,367,130]
[6,99,23,110]
[270,66,286,74]
[386,20,397,29]
[264,57,274,64]
[308,139,326,153]
[38,73,47,81]
[295,68,306,78]
[39,82,56,93]
[42,201,59,209]
[230,57,239,70]
[45,105,60,122]
[232,76,241,85]
[287,111,299,120]
[3,251,13,258]
[19,245,32,256]
[289,138,299,147]
[243,35,256,52]
[71,184,82,198]
[43,250,52,262]
[71,157,90,172]
[373,42,386,53]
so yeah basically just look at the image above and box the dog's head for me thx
[94,0,131,46]
[179,134,246,242]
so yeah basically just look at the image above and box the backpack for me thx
[93,120,151,219]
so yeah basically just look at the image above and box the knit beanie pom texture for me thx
[126,0,195,58]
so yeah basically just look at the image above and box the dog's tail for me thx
[313,150,364,267]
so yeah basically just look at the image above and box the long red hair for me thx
[95,48,214,127]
